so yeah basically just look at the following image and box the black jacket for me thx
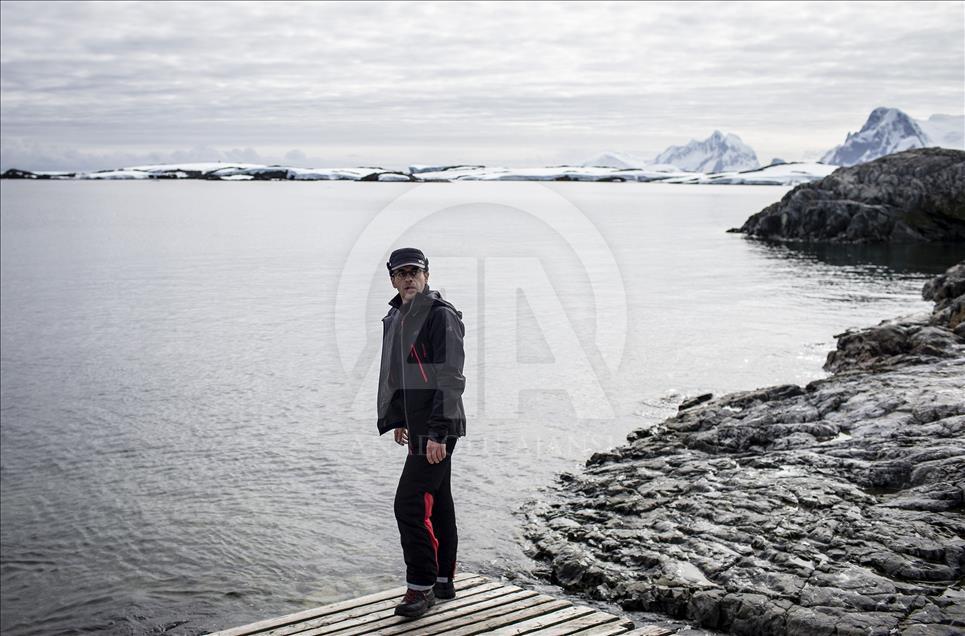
[377,286,467,451]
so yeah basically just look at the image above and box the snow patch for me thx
[661,161,835,185]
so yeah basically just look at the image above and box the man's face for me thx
[391,266,429,304]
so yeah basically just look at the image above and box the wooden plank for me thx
[620,627,672,636]
[209,573,657,636]
[566,624,635,636]
[429,599,573,636]
[483,605,599,635]
[261,581,511,636]
[520,609,628,635]
[206,573,481,636]
[363,588,541,636]
[330,590,550,636]
[294,584,531,636]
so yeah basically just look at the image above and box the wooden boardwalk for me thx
[208,573,670,636]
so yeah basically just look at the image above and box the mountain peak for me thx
[821,107,930,167]
[654,131,759,173]
[867,106,896,121]
[580,150,648,169]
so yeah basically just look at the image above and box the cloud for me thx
[1,1,962,169]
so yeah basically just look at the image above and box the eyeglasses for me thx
[391,267,425,280]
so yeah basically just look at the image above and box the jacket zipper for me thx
[411,345,429,383]
[400,316,409,429]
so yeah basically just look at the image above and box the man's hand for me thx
[426,439,447,464]
[394,427,408,446]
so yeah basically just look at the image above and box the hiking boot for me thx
[433,580,456,600]
[394,588,435,618]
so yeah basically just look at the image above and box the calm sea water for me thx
[1,181,958,634]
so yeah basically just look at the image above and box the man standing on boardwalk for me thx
[376,247,468,618]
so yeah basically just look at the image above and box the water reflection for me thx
[743,238,963,275]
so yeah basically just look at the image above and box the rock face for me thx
[0,168,70,179]
[825,263,965,375]
[524,262,965,636]
[923,263,965,332]
[732,148,965,243]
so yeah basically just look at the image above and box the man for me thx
[377,247,467,619]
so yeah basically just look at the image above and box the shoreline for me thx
[523,262,964,635]
[0,161,835,186]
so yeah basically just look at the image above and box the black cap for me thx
[386,247,428,273]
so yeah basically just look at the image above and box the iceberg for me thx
[660,161,837,185]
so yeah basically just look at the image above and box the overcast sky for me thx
[1,0,962,171]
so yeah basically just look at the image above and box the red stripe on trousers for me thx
[423,492,439,570]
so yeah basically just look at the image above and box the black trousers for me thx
[394,437,458,588]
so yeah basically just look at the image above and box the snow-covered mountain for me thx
[653,131,760,173]
[580,151,649,169]
[821,108,965,167]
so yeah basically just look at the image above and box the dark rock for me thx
[785,606,836,636]
[1,168,77,179]
[901,627,963,636]
[923,262,965,330]
[1,168,43,179]
[359,170,415,182]
[522,263,965,636]
[586,449,623,466]
[687,588,725,628]
[679,393,714,411]
[731,148,965,243]
[247,168,292,180]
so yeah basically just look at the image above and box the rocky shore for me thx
[523,262,964,635]
[731,148,965,243]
